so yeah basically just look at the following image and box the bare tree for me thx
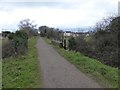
[18,19,37,37]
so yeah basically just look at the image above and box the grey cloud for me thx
[93,1,117,11]
[0,2,62,12]
[0,1,83,10]
[0,2,62,7]
[0,0,61,2]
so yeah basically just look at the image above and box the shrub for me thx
[11,31,28,56]
[2,41,15,58]
[2,30,28,58]
[68,37,76,50]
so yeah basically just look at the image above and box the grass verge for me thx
[43,37,52,44]
[44,37,119,88]
[2,37,42,88]
[0,40,1,89]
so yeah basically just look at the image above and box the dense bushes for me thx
[2,31,28,58]
[12,31,28,55]
[2,19,38,58]
[68,37,76,50]
[67,16,119,68]
[92,16,118,68]
[2,41,15,58]
[39,26,63,41]
[38,16,118,68]
[93,30,118,67]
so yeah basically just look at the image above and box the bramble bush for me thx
[2,30,28,58]
[67,16,119,68]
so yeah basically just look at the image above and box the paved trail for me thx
[37,37,101,88]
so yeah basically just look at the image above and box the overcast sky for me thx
[0,0,119,32]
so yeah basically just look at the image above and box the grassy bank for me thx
[2,37,42,88]
[0,40,1,89]
[0,39,1,45]
[0,61,1,89]
[44,37,119,88]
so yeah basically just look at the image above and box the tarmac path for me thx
[37,37,101,88]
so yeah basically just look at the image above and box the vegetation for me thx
[68,36,76,50]
[2,31,11,38]
[67,16,119,68]
[2,37,42,88]
[0,60,1,90]
[0,39,1,45]
[39,26,63,41]
[40,15,119,88]
[92,16,118,67]
[1,39,9,45]
[44,37,118,88]
[2,14,119,88]
[39,15,119,68]
[43,37,52,44]
[19,19,38,37]
[2,19,38,59]
[56,47,119,88]
[2,31,28,58]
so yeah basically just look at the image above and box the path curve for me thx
[37,37,101,88]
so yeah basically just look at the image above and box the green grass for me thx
[43,37,52,44]
[2,37,42,88]
[0,60,2,89]
[0,40,2,89]
[56,48,119,88]
[44,37,119,88]
[0,39,2,45]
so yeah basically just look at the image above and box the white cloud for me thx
[0,0,119,32]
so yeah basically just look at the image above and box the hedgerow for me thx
[2,30,28,58]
